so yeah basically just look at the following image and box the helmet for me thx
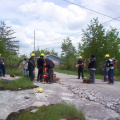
[38,88,43,93]
[79,56,82,59]
[44,57,47,60]
[31,53,35,57]
[40,53,44,56]
[105,54,110,58]
[0,54,1,56]
[25,57,27,59]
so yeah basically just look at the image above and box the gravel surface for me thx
[0,70,120,120]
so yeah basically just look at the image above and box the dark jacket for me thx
[37,57,45,69]
[45,59,54,68]
[88,58,97,69]
[28,58,35,71]
[77,59,84,69]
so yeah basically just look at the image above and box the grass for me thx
[0,77,37,90]
[6,68,24,76]
[54,68,120,82]
[7,104,86,120]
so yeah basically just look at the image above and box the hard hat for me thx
[105,54,110,58]
[38,88,43,93]
[25,57,27,59]
[0,54,1,56]
[41,53,44,56]
[44,57,47,60]
[31,53,35,57]
[79,56,82,59]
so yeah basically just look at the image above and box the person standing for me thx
[28,53,35,81]
[0,54,5,77]
[105,54,114,84]
[104,54,108,82]
[23,57,29,77]
[45,57,54,84]
[88,54,97,83]
[77,56,84,79]
[37,53,45,82]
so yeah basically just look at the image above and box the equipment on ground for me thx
[38,88,43,93]
[83,78,91,84]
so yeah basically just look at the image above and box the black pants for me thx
[37,67,43,81]
[78,68,84,79]
[48,68,53,83]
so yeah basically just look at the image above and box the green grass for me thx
[0,77,35,90]
[6,68,24,76]
[54,68,120,82]
[7,104,86,120]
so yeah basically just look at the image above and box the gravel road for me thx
[0,70,120,120]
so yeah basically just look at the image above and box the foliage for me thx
[31,48,58,57]
[80,18,120,74]
[7,104,86,120]
[0,77,35,90]
[0,21,19,55]
[61,37,77,70]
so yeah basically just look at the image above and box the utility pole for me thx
[34,30,36,79]
[34,30,35,56]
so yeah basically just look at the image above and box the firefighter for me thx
[23,57,29,77]
[88,54,97,83]
[37,53,45,82]
[28,53,35,81]
[105,54,114,84]
[0,54,5,77]
[77,56,84,79]
[44,57,54,84]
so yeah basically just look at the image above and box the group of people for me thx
[0,54,5,77]
[77,54,115,84]
[23,53,54,84]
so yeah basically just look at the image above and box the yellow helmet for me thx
[79,56,82,59]
[25,57,27,59]
[31,53,35,57]
[38,88,43,93]
[41,53,44,56]
[105,54,110,58]
[0,54,1,56]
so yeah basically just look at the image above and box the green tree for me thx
[61,37,77,70]
[0,21,19,55]
[80,18,120,74]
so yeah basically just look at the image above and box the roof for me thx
[45,54,60,59]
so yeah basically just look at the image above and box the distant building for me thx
[45,54,60,65]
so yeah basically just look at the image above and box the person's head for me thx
[105,54,110,60]
[24,57,27,60]
[91,54,95,58]
[79,56,82,60]
[31,53,35,58]
[44,57,47,61]
[40,53,44,58]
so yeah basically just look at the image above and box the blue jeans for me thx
[108,69,114,83]
[24,69,29,76]
[29,71,34,81]
[0,64,2,76]
[90,69,96,83]
[2,64,5,76]
[104,67,107,81]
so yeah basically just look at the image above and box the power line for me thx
[62,0,120,21]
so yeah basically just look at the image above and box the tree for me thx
[0,21,19,55]
[61,37,77,70]
[80,18,120,74]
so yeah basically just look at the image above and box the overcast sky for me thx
[0,0,120,56]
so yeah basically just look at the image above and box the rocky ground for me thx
[0,70,120,120]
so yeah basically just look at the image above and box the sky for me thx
[0,0,120,57]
